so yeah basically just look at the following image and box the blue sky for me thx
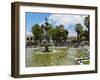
[26,12,87,36]
[26,12,50,32]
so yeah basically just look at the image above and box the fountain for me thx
[40,18,54,52]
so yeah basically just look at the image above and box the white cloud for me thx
[48,14,86,27]
[26,32,33,36]
[48,14,87,36]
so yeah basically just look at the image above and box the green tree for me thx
[83,30,89,41]
[47,24,54,36]
[59,25,68,40]
[75,23,83,42]
[31,23,69,47]
[51,26,60,41]
[64,29,69,40]
[53,25,69,45]
[84,16,90,41]
[32,24,43,45]
[84,16,90,30]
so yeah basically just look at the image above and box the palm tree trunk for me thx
[77,33,80,47]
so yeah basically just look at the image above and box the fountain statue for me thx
[41,18,54,52]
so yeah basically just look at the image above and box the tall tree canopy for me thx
[32,24,43,41]
[32,23,69,46]
[84,16,90,30]
[84,16,90,41]
[75,23,83,42]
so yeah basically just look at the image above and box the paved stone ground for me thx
[25,48,35,67]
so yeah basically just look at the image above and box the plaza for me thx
[25,14,90,67]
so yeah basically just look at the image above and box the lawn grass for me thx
[26,48,89,67]
[75,49,88,58]
[31,48,68,66]
[82,60,90,64]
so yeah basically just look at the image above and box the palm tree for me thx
[84,16,90,30]
[59,25,68,46]
[84,16,90,41]
[75,23,83,43]
[59,25,64,32]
